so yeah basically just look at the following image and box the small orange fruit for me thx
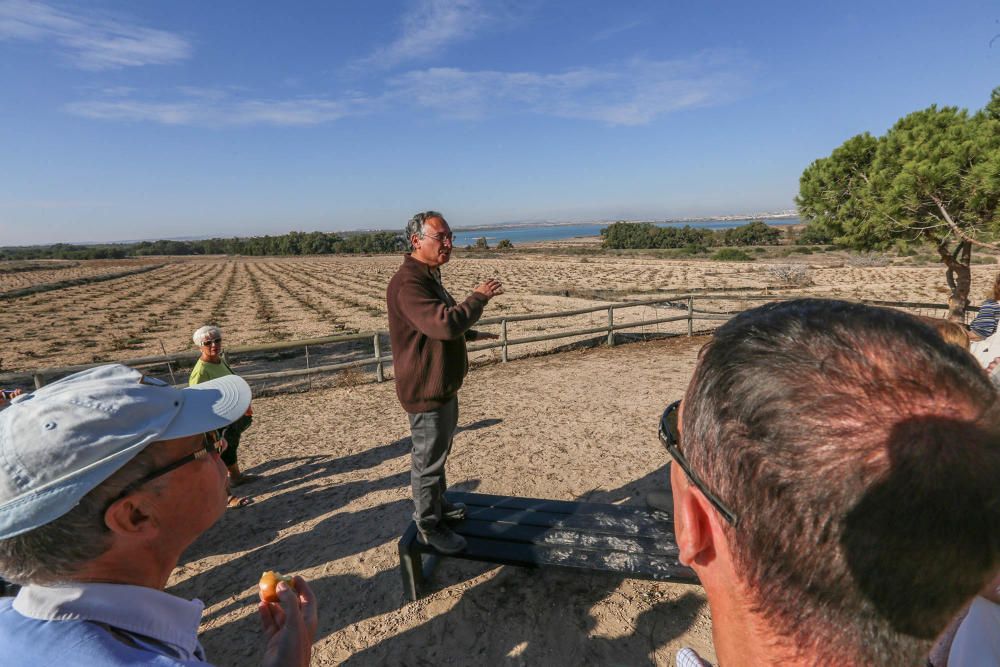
[258,570,295,603]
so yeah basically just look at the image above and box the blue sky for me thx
[0,0,997,246]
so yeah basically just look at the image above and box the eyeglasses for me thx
[108,430,228,507]
[658,401,739,526]
[202,338,222,347]
[422,231,454,244]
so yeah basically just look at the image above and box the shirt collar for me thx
[13,582,205,657]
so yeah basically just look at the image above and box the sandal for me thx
[227,495,253,509]
[229,473,261,487]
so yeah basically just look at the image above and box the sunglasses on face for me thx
[423,231,454,244]
[107,430,228,508]
[658,401,739,526]
[202,338,222,347]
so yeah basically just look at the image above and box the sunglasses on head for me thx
[658,400,739,526]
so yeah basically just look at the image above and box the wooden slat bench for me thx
[397,491,698,601]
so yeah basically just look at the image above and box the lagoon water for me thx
[450,218,800,248]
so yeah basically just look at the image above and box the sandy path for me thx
[168,334,714,666]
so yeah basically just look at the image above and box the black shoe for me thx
[442,501,467,522]
[417,525,467,554]
[646,490,674,514]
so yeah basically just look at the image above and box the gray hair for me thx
[0,448,163,584]
[682,298,1000,665]
[405,211,446,250]
[193,325,221,346]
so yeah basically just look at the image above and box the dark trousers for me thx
[407,396,459,531]
[221,414,252,467]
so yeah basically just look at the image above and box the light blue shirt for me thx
[0,582,210,666]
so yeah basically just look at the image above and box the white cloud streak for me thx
[64,50,751,128]
[0,0,191,69]
[389,51,750,125]
[591,18,643,42]
[66,90,363,127]
[355,0,495,69]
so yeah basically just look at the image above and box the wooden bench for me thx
[397,491,698,601]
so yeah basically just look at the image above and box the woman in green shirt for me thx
[191,325,257,507]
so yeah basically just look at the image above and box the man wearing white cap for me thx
[0,364,318,666]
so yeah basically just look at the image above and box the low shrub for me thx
[712,248,753,262]
[768,264,814,287]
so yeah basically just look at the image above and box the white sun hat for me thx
[0,363,251,540]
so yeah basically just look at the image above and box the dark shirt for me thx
[386,254,487,413]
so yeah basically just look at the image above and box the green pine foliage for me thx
[796,86,1000,316]
[600,220,778,250]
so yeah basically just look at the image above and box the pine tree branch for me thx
[930,195,1000,250]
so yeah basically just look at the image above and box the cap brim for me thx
[160,375,252,440]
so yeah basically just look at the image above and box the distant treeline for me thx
[0,230,407,260]
[601,220,785,250]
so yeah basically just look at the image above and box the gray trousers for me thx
[407,396,459,531]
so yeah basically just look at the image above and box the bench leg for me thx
[398,523,424,602]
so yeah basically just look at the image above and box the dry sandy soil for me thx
[3,246,998,665]
[1,248,995,375]
[170,333,713,667]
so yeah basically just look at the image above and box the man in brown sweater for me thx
[387,211,503,554]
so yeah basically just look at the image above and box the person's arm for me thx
[0,388,21,402]
[970,301,1000,337]
[465,330,500,341]
[259,577,318,667]
[396,277,502,340]
[188,363,205,387]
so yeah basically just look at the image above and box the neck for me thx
[200,353,220,364]
[408,252,441,269]
[68,544,179,591]
[704,577,809,666]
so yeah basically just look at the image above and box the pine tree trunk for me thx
[939,241,972,321]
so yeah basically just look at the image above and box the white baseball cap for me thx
[0,363,251,540]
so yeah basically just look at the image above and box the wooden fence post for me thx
[305,345,311,391]
[158,341,176,384]
[374,334,384,382]
[687,297,694,336]
[501,320,509,363]
[607,307,615,347]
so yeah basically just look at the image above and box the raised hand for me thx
[474,278,504,299]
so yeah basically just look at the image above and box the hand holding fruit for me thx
[257,571,318,667]
[258,570,295,603]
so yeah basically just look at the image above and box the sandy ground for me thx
[168,334,713,667]
[5,247,999,665]
[2,248,995,376]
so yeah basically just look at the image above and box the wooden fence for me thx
[0,292,967,391]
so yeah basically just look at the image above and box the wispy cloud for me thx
[592,18,643,42]
[0,0,191,69]
[64,50,752,128]
[65,88,366,127]
[389,50,752,125]
[354,0,496,70]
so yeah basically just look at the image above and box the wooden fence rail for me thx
[1,292,963,390]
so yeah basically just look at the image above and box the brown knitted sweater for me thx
[386,254,488,413]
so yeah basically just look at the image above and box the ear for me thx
[410,233,421,249]
[671,463,717,567]
[104,494,158,538]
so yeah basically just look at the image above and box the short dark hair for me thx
[682,299,1000,665]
